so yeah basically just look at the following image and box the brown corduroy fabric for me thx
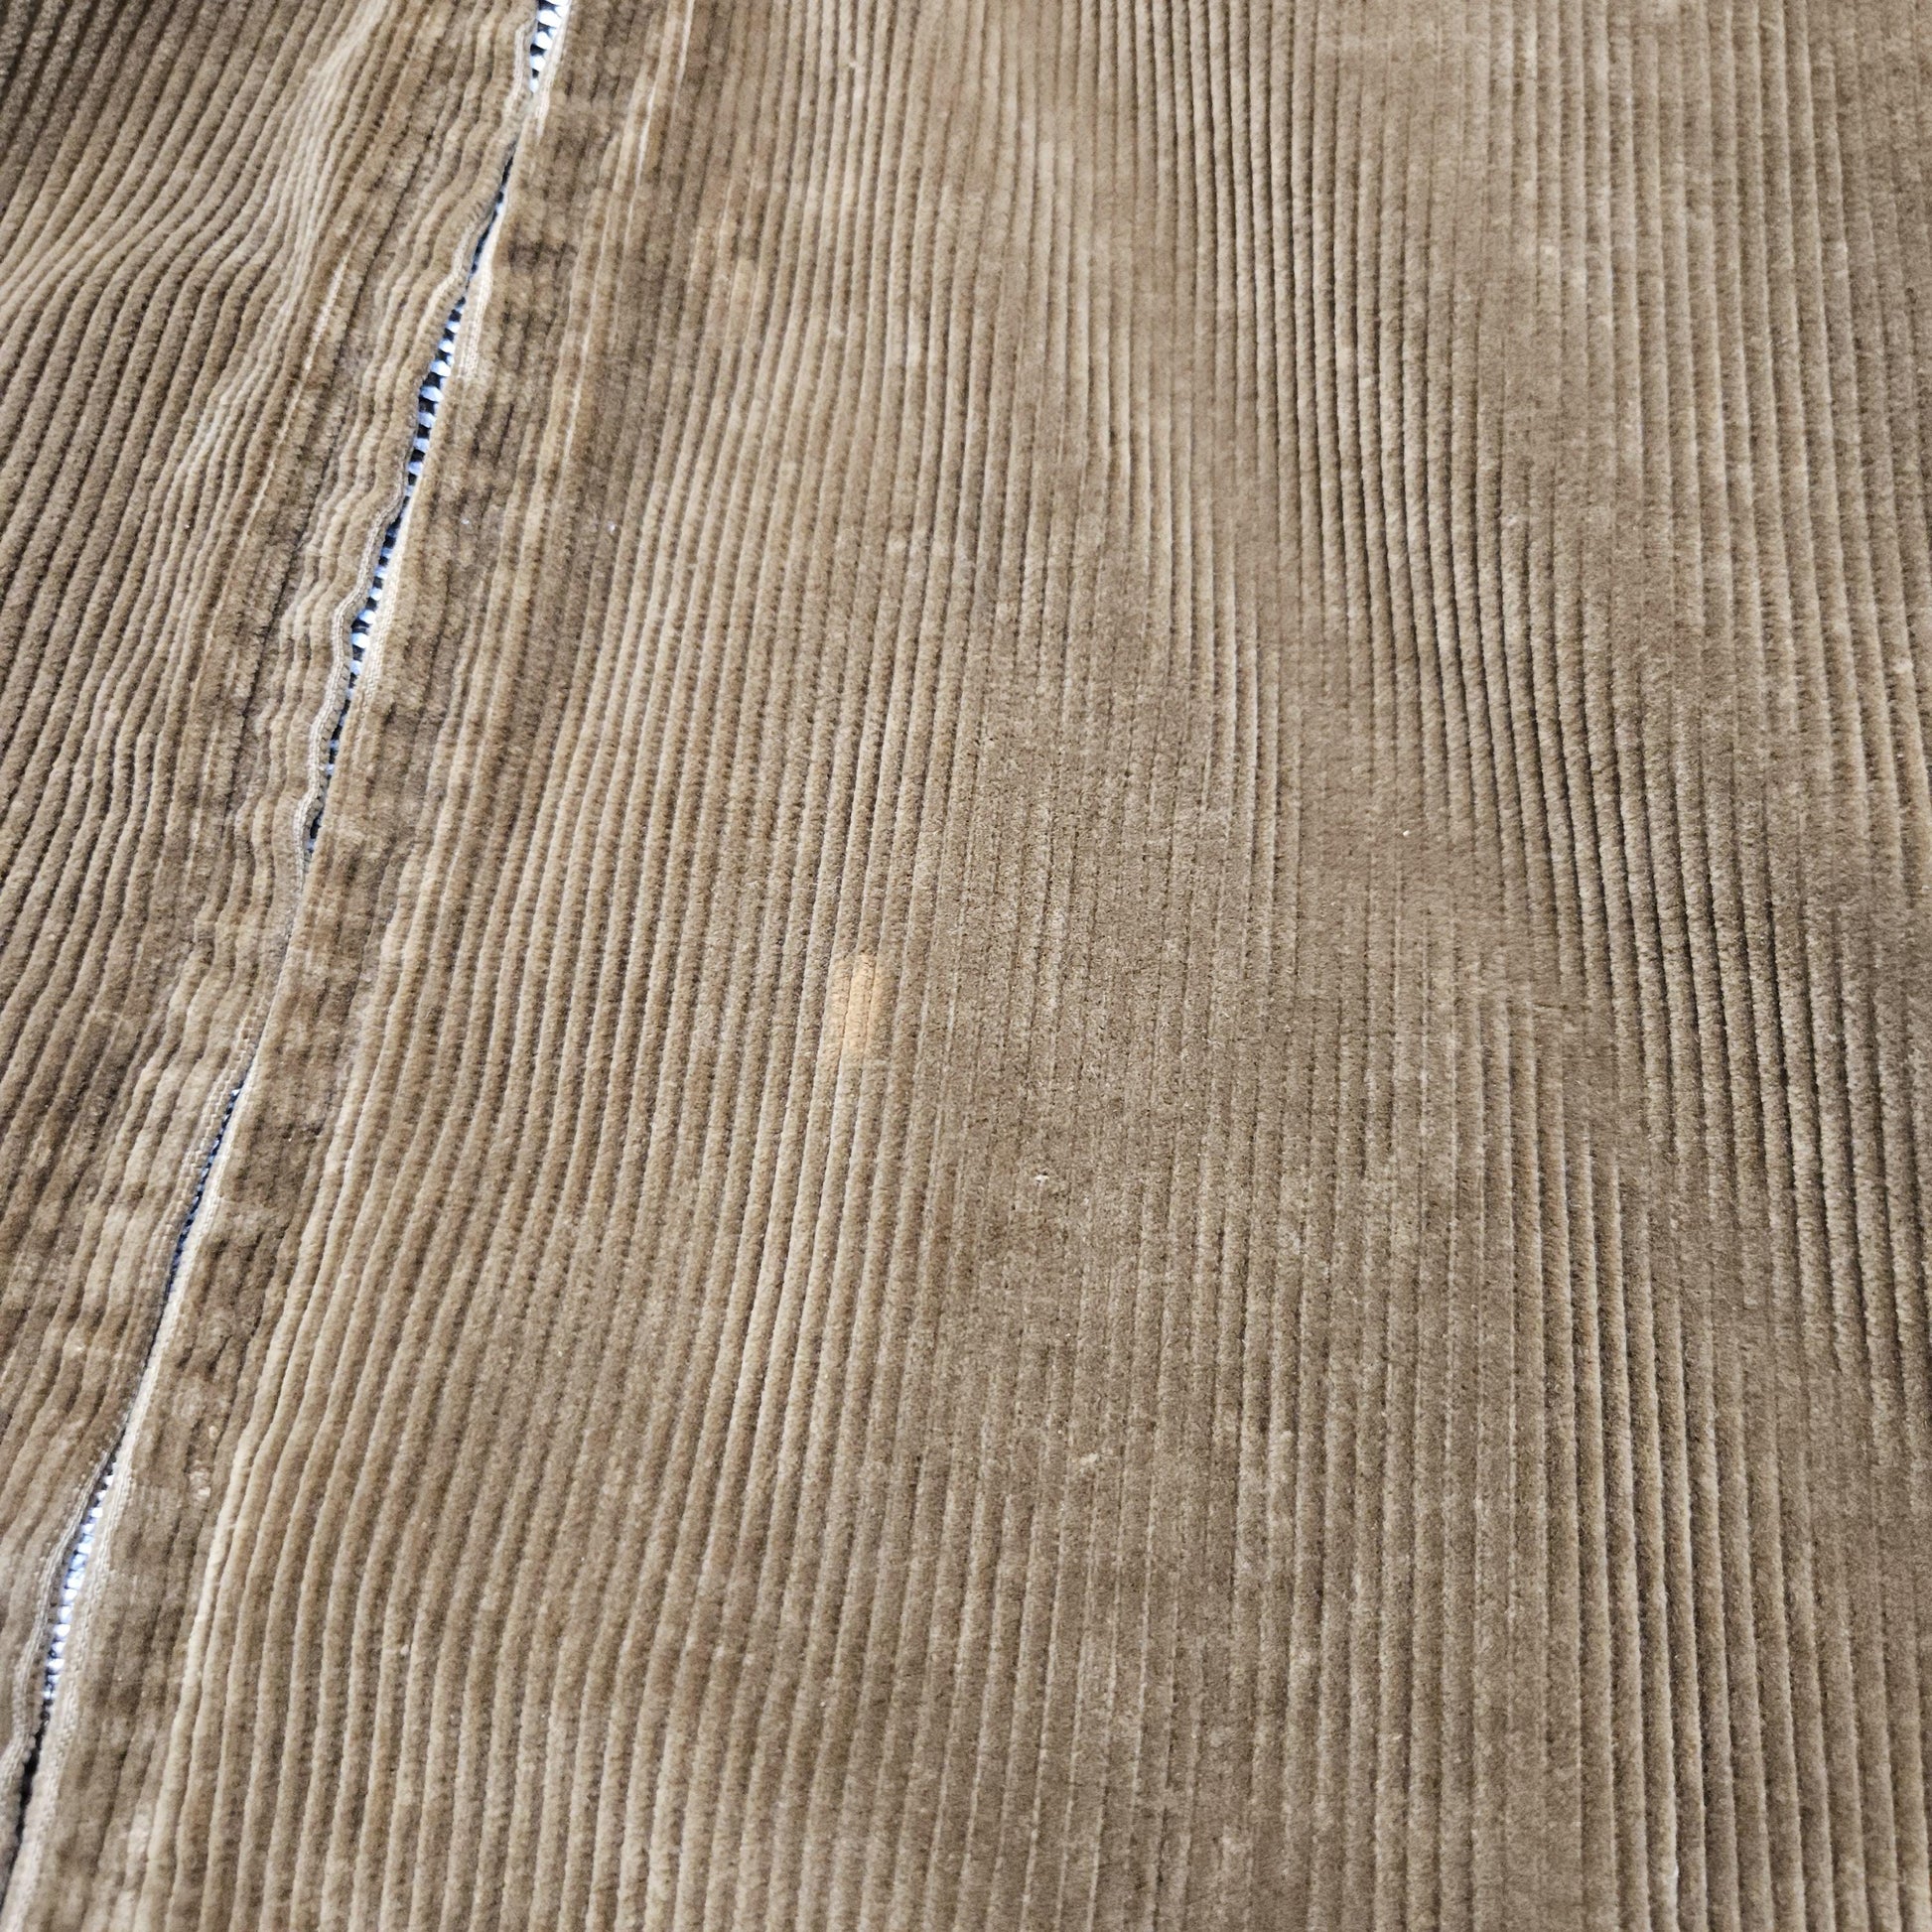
[6,0,1932,1924]
[0,0,535,1869]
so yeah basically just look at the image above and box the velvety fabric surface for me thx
[0,0,531,1867]
[5,0,1932,1924]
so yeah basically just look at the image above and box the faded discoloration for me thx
[820,950,888,1074]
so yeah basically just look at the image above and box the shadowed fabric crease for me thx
[3,0,1931,1925]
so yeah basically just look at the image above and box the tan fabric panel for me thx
[0,0,535,1862]
[9,0,1932,1924]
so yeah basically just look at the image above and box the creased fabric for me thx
[0,0,537,1863]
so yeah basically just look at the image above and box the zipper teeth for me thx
[38,1470,111,1709]
[38,0,569,1718]
[527,0,561,83]
[305,0,566,851]
[38,1073,245,1709]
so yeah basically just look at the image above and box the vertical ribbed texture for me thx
[9,0,1932,1924]
[0,0,533,1867]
